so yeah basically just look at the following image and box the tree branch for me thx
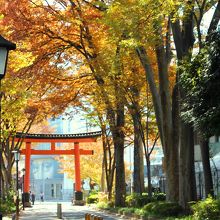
[207,0,220,36]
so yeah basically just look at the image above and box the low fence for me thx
[159,176,166,193]
[158,169,220,199]
[196,169,220,199]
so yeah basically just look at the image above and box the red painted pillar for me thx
[51,142,55,151]
[74,142,81,192]
[24,142,31,193]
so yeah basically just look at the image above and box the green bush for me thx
[134,208,148,217]
[97,201,109,209]
[126,193,152,207]
[192,196,220,220]
[137,194,152,207]
[118,207,135,214]
[126,193,138,207]
[144,202,182,217]
[153,193,166,201]
[86,192,99,204]
[0,191,16,214]
[143,202,156,212]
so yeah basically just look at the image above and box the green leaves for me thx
[180,31,220,137]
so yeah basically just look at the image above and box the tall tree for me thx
[1,0,127,206]
[180,31,220,197]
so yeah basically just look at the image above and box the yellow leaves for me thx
[9,50,35,72]
[104,0,166,48]
[120,38,141,49]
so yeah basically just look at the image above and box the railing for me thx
[159,170,220,200]
[196,169,220,199]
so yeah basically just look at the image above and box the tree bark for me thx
[0,151,2,199]
[99,113,115,200]
[136,47,164,146]
[207,0,220,36]
[146,156,152,197]
[128,86,145,195]
[155,40,179,201]
[179,123,197,208]
[136,45,179,201]
[171,5,197,207]
[132,113,144,194]
[112,103,126,207]
[200,138,214,197]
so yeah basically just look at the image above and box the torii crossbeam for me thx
[14,131,101,204]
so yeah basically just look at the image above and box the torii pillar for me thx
[23,142,31,206]
[24,142,31,193]
[74,142,83,202]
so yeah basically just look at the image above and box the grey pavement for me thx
[17,201,126,220]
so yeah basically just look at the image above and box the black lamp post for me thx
[0,35,16,220]
[22,168,25,193]
[12,149,20,220]
[22,168,25,210]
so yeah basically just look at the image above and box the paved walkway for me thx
[16,201,125,220]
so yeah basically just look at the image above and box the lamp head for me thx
[12,149,20,161]
[0,35,16,79]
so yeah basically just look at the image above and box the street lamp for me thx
[12,149,20,220]
[0,35,16,79]
[21,168,25,210]
[0,35,16,220]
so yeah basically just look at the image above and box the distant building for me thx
[124,144,164,193]
[124,137,220,196]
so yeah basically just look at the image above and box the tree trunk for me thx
[114,137,125,206]
[171,84,180,198]
[147,155,152,198]
[171,5,197,208]
[112,103,126,207]
[101,157,106,192]
[163,134,179,201]
[179,123,196,209]
[130,100,144,194]
[0,151,2,199]
[110,100,126,207]
[136,46,179,201]
[200,138,214,197]
[132,113,144,194]
[100,116,115,200]
[136,46,164,145]
[155,41,179,202]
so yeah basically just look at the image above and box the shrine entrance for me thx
[15,131,101,205]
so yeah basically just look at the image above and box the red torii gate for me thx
[15,131,101,204]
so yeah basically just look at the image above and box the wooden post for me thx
[85,213,90,220]
[57,203,62,219]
